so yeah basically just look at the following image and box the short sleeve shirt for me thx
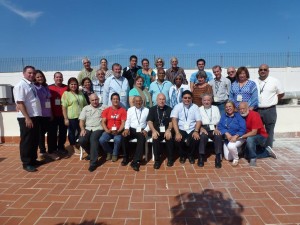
[79,104,107,131]
[147,105,172,131]
[101,106,127,130]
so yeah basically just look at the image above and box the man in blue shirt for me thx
[171,90,202,164]
[103,63,129,109]
[190,59,213,91]
[149,68,173,106]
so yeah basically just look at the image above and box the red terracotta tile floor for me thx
[0,138,300,225]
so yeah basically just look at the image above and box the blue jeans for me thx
[99,132,122,156]
[68,119,80,145]
[245,135,270,159]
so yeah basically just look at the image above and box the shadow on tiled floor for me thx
[0,139,300,225]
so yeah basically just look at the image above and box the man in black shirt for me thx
[122,55,142,89]
[147,93,174,169]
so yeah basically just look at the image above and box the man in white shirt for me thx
[13,66,42,172]
[122,96,149,171]
[198,94,222,168]
[255,64,284,147]
[171,90,202,164]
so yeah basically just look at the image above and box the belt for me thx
[258,105,276,110]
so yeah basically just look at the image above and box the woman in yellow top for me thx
[62,77,87,154]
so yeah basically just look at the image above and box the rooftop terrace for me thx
[0,138,299,225]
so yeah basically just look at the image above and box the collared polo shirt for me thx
[209,76,231,102]
[125,106,149,131]
[149,80,173,106]
[79,104,107,131]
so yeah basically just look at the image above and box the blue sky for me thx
[0,0,299,58]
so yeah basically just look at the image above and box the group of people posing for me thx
[13,55,284,172]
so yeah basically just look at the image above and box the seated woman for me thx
[81,77,94,104]
[129,76,152,108]
[137,58,156,89]
[198,94,222,168]
[217,101,246,166]
[192,71,213,107]
[229,66,258,110]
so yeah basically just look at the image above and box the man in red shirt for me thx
[48,72,68,157]
[99,93,126,162]
[239,102,277,166]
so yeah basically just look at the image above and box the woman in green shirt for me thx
[62,77,87,154]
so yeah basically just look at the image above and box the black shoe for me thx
[23,165,37,172]
[153,161,161,169]
[88,165,97,172]
[188,156,195,164]
[197,155,204,167]
[121,158,129,166]
[85,155,91,160]
[215,154,222,169]
[130,162,140,171]
[167,160,174,167]
[179,157,186,164]
[32,160,45,166]
[57,148,68,155]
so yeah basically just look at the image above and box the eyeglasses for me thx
[259,69,268,72]
[228,71,235,74]
[157,61,163,63]
[175,78,182,80]
[183,97,191,99]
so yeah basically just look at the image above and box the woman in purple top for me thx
[34,70,55,160]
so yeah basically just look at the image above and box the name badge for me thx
[55,99,61,105]
[209,125,215,131]
[99,96,103,103]
[237,94,243,102]
[184,123,189,131]
[111,126,117,131]
[45,100,51,109]
[136,127,142,132]
[159,126,165,133]
[214,96,219,102]
[120,91,126,97]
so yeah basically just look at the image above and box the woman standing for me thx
[99,58,113,79]
[62,77,87,155]
[229,66,258,110]
[137,58,156,89]
[81,77,94,104]
[129,76,152,108]
[34,70,59,160]
[192,71,213,107]
[218,101,246,166]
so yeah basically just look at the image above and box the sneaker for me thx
[112,155,118,162]
[249,158,257,167]
[106,153,112,161]
[48,153,60,160]
[232,159,239,167]
[266,146,277,159]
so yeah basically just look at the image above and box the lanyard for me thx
[204,108,212,123]
[23,79,37,98]
[114,78,123,89]
[157,106,165,126]
[259,81,267,94]
[156,82,165,93]
[215,79,221,94]
[183,105,190,122]
[71,92,80,106]
[135,107,143,125]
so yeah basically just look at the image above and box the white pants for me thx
[223,139,245,161]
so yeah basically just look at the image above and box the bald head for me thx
[238,102,249,117]
[156,93,166,108]
[89,94,100,107]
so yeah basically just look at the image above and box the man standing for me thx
[13,66,42,172]
[48,72,68,156]
[171,90,201,164]
[99,93,127,162]
[255,64,284,148]
[239,102,277,166]
[190,59,213,91]
[209,65,231,115]
[103,63,130,109]
[78,94,107,172]
[77,57,96,84]
[122,55,142,89]
[122,96,149,171]
[226,66,237,83]
[147,93,174,169]
[149,68,173,106]
[93,69,106,104]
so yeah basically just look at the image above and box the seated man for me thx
[99,93,126,162]
[78,94,107,172]
[198,94,222,168]
[239,102,277,166]
[147,93,174,169]
[122,96,149,171]
[171,90,201,164]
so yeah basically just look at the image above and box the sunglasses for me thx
[259,69,268,72]
[228,71,235,74]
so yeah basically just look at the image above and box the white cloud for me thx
[0,0,43,24]
[216,40,227,44]
[187,42,199,47]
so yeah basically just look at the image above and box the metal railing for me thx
[0,52,300,72]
